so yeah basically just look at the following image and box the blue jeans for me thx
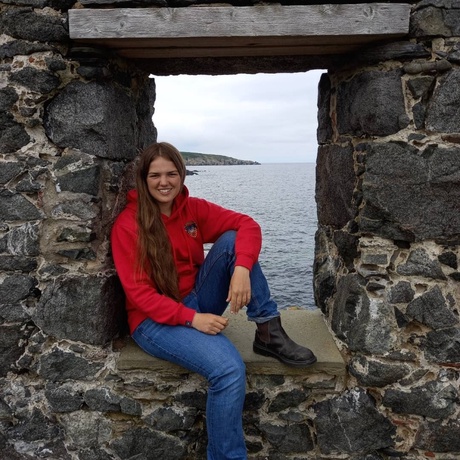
[132,231,279,460]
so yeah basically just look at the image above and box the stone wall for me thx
[0,0,459,459]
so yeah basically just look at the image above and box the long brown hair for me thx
[135,142,186,301]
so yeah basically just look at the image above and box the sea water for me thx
[184,163,317,310]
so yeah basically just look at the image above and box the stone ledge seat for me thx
[117,309,345,376]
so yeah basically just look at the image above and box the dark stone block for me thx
[331,274,397,354]
[8,408,62,443]
[316,143,356,228]
[359,142,460,242]
[421,327,460,364]
[415,419,460,452]
[243,390,265,411]
[0,87,18,110]
[333,230,359,270]
[9,67,60,94]
[259,422,314,453]
[389,281,415,304]
[45,383,84,413]
[317,72,332,144]
[4,222,40,256]
[38,348,104,382]
[348,355,410,387]
[398,249,446,280]
[406,286,458,330]
[0,255,37,273]
[34,275,125,345]
[0,274,37,304]
[382,380,457,419]
[56,164,101,196]
[0,190,42,221]
[0,325,28,377]
[84,388,121,413]
[411,3,460,37]
[0,114,31,153]
[111,427,186,460]
[407,76,435,98]
[438,251,458,269]
[0,8,68,42]
[337,69,408,137]
[0,162,22,185]
[57,248,97,260]
[267,389,307,413]
[145,406,197,431]
[427,69,460,132]
[314,388,395,455]
[175,390,207,411]
[57,226,95,243]
[44,81,139,160]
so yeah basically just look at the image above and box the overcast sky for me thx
[151,70,325,164]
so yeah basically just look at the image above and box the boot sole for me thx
[253,342,317,368]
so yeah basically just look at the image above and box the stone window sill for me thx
[117,309,345,377]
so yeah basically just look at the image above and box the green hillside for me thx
[181,151,260,166]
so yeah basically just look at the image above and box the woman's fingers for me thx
[191,313,229,335]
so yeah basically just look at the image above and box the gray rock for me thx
[316,143,356,228]
[331,274,397,354]
[382,380,457,418]
[407,76,435,98]
[406,286,459,330]
[0,190,42,221]
[44,81,139,160]
[415,419,460,452]
[84,388,121,413]
[426,69,460,132]
[0,86,18,110]
[0,256,37,273]
[8,408,62,443]
[438,251,458,269]
[0,114,31,153]
[5,222,40,256]
[9,67,60,94]
[317,73,332,143]
[0,8,68,42]
[258,422,314,453]
[348,355,411,387]
[145,407,197,432]
[0,274,36,304]
[398,249,446,280]
[421,327,460,363]
[34,275,125,345]
[359,142,460,242]
[54,151,101,196]
[267,389,307,413]
[111,427,186,460]
[411,3,460,37]
[0,325,28,377]
[45,383,84,412]
[0,162,22,185]
[337,69,408,136]
[38,348,104,382]
[388,281,415,304]
[314,388,395,455]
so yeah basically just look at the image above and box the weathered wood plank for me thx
[116,44,363,58]
[69,4,411,40]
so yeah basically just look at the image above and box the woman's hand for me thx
[227,266,251,315]
[191,313,229,335]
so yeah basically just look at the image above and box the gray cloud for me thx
[151,71,325,163]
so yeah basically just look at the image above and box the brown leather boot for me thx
[253,316,317,367]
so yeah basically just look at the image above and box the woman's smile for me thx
[147,156,182,215]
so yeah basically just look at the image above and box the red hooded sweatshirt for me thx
[111,186,262,334]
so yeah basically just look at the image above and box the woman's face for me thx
[146,156,182,216]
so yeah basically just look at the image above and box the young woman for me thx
[111,142,316,460]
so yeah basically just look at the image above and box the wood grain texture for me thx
[68,4,411,59]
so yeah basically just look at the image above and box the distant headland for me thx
[181,151,260,166]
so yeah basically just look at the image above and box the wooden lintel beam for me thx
[68,4,411,59]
